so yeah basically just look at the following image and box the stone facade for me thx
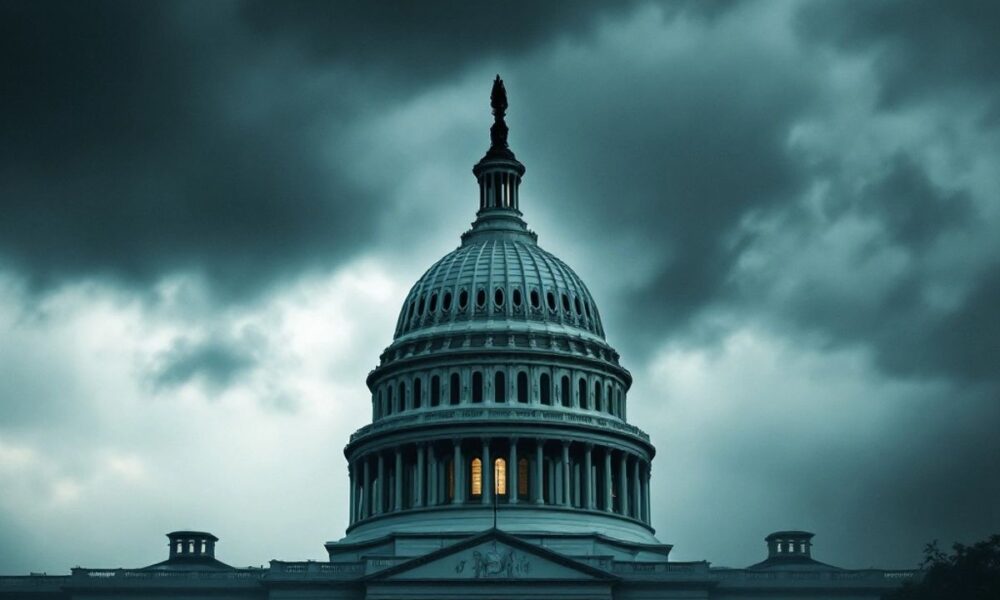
[0,78,919,600]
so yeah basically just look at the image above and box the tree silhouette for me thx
[885,534,1000,599]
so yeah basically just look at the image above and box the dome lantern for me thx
[472,75,526,216]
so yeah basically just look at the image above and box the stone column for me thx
[632,458,641,520]
[415,444,425,508]
[363,458,371,519]
[534,439,544,504]
[428,444,437,506]
[377,453,385,514]
[618,452,629,517]
[509,438,519,505]
[644,461,652,523]
[453,440,464,503]
[584,444,594,509]
[348,461,355,524]
[482,438,492,504]
[394,449,403,511]
[561,441,571,506]
[603,448,613,512]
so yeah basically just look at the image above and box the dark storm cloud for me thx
[859,154,972,252]
[0,1,376,298]
[797,0,1000,113]
[153,336,256,391]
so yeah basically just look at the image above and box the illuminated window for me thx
[518,458,529,497]
[495,458,506,495]
[471,458,483,496]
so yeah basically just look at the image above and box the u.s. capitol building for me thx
[1,78,918,600]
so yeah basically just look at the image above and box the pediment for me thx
[370,530,616,582]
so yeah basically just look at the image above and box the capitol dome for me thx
[340,77,656,549]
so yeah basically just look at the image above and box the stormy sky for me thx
[1,0,998,574]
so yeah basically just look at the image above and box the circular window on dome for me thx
[476,288,486,308]
[546,291,556,311]
[574,296,582,315]
[561,293,570,313]
[458,289,469,310]
[417,295,426,315]
[530,289,540,309]
[442,291,453,311]
[494,287,504,307]
[512,288,522,307]
[429,292,438,313]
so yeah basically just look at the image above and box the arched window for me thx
[512,289,522,307]
[476,289,486,308]
[429,293,438,313]
[578,378,588,410]
[442,291,452,311]
[561,293,571,313]
[398,382,406,412]
[517,371,528,403]
[471,458,483,496]
[494,371,506,403]
[450,373,461,405]
[387,386,394,415]
[606,384,613,414]
[594,381,602,412]
[458,289,469,310]
[413,377,422,409]
[378,390,384,417]
[494,287,504,308]
[472,371,483,403]
[546,291,556,311]
[431,375,441,407]
[417,295,425,315]
[495,458,507,495]
[518,458,529,497]
[561,375,570,407]
[540,373,551,405]
[530,289,540,309]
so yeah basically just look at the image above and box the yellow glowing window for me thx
[471,458,482,496]
[518,458,528,497]
[495,458,506,495]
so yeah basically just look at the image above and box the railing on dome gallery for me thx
[349,406,651,443]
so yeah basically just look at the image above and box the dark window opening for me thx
[472,371,483,403]
[442,292,452,311]
[429,293,438,313]
[431,375,441,407]
[584,301,592,319]
[450,373,461,405]
[530,289,540,309]
[458,289,469,310]
[561,376,571,407]
[398,382,406,412]
[574,297,582,315]
[476,289,486,308]
[512,289,522,307]
[578,378,588,410]
[517,371,528,403]
[561,294,570,313]
[546,291,556,311]
[417,296,425,315]
[495,371,506,403]
[413,378,422,409]
[607,385,613,414]
[595,381,602,412]
[494,287,504,307]
[540,373,551,405]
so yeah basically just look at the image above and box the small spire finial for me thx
[489,75,509,152]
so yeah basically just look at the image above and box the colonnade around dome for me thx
[346,436,652,530]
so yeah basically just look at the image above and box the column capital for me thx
[584,442,594,450]
[510,436,519,444]
[561,439,571,449]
